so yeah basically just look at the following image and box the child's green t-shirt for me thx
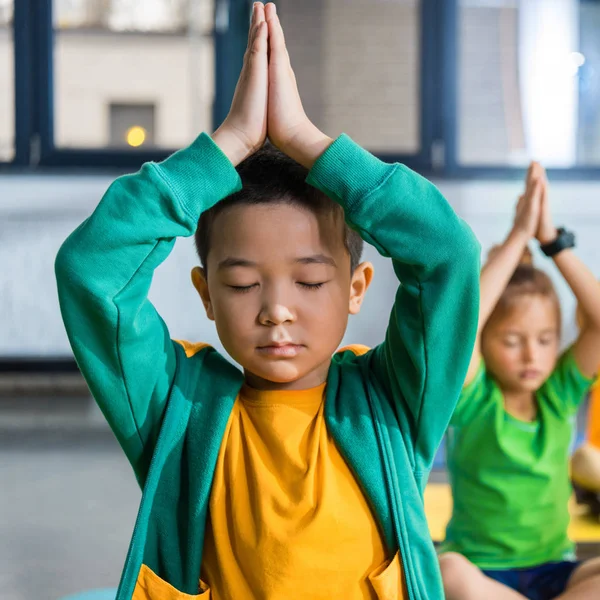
[442,348,595,569]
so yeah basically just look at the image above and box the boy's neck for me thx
[503,390,538,422]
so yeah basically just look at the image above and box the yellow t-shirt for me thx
[200,383,404,600]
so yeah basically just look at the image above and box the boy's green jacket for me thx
[55,134,480,600]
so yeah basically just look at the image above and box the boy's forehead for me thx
[208,202,346,262]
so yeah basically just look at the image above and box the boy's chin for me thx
[245,363,305,384]
[241,359,326,390]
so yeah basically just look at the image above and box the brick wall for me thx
[458,5,523,165]
[279,0,420,153]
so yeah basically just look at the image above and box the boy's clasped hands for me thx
[212,2,332,169]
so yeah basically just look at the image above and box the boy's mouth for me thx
[256,343,303,358]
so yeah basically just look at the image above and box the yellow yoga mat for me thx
[588,381,600,450]
[424,483,600,543]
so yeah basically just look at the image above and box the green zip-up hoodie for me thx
[55,133,480,600]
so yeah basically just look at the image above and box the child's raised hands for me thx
[265,3,332,168]
[513,162,544,240]
[211,3,268,166]
[534,164,558,245]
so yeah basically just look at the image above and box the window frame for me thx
[2,0,243,169]
[4,0,599,177]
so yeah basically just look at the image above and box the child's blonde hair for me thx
[483,246,562,336]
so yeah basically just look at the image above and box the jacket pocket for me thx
[368,551,405,600]
[132,564,210,600]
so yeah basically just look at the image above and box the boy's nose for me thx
[258,302,295,326]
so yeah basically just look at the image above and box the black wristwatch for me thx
[540,227,575,257]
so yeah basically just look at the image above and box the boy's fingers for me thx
[251,20,268,55]
[264,2,276,24]
[247,4,257,49]
[246,4,265,50]
[254,2,265,27]
[266,4,289,63]
[245,22,264,63]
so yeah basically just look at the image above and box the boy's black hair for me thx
[195,143,363,272]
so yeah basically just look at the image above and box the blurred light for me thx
[126,126,147,147]
[519,0,579,167]
[570,52,586,68]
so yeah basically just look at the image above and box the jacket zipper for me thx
[365,375,419,600]
[116,363,184,599]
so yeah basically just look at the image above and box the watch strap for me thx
[540,227,576,257]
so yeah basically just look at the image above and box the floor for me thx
[2,399,599,600]
[1,430,139,600]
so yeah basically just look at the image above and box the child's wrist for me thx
[211,125,254,167]
[283,123,333,170]
[537,227,558,246]
[507,227,531,247]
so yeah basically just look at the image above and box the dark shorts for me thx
[482,561,580,600]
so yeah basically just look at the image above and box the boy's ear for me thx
[348,261,374,315]
[191,266,215,321]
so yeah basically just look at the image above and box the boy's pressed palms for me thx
[265,4,308,150]
[265,3,331,168]
[212,2,268,166]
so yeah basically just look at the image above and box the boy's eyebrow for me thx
[217,255,337,270]
[217,257,257,270]
[295,254,337,267]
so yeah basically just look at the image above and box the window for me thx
[578,0,600,165]
[457,0,600,168]
[53,0,215,150]
[4,0,597,174]
[0,0,14,161]
[278,0,422,156]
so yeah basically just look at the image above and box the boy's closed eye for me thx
[218,254,337,293]
[225,281,330,293]
[228,283,259,293]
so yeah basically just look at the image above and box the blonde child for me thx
[439,164,600,599]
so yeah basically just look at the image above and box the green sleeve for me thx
[543,346,596,415]
[55,133,241,482]
[307,135,481,471]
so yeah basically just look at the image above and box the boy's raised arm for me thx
[265,4,480,472]
[55,3,269,483]
[308,144,481,472]
[55,136,242,482]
